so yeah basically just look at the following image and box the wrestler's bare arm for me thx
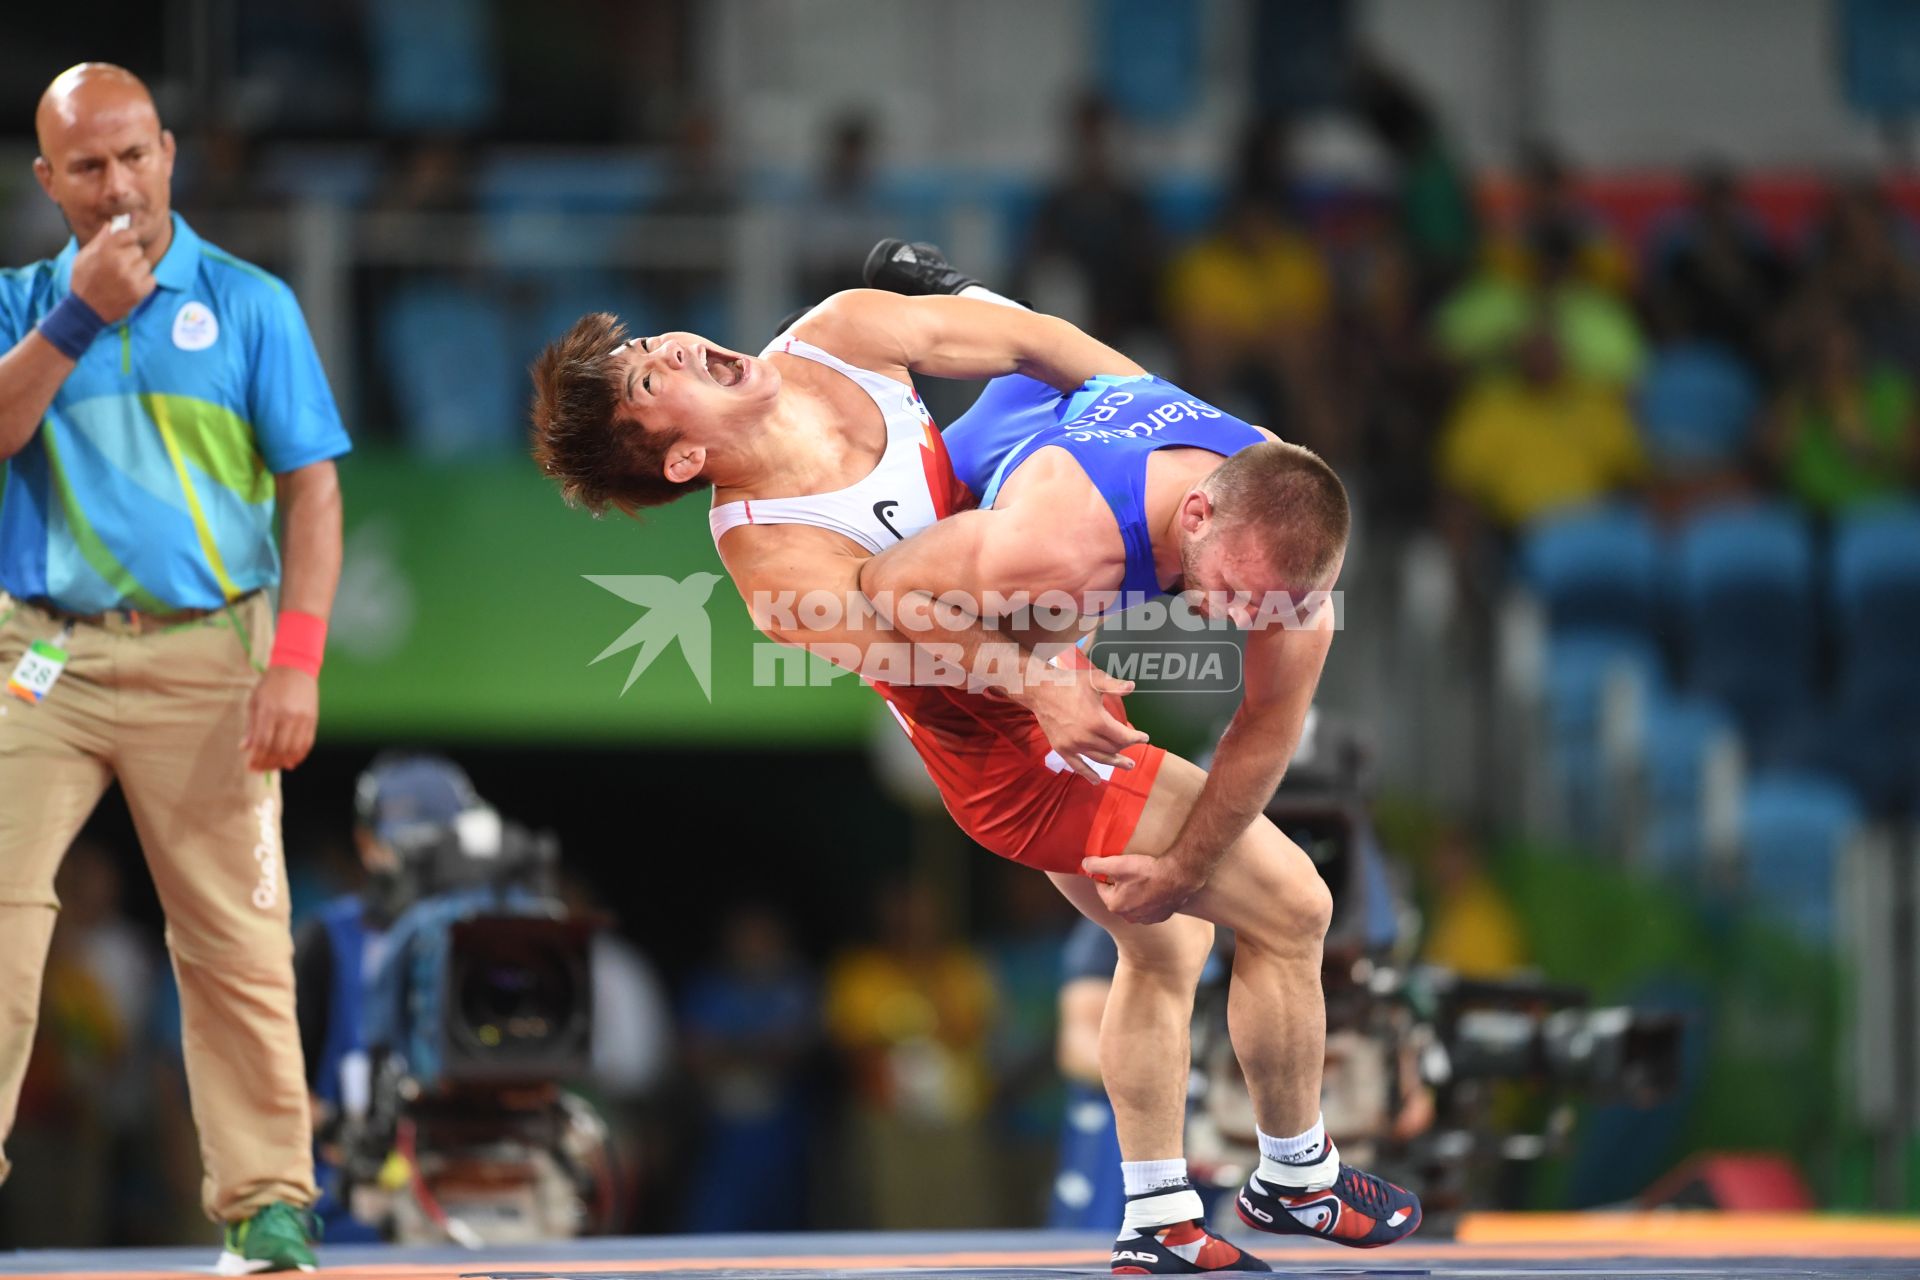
[858,492,1105,621]
[802,289,1146,390]
[719,520,1089,692]
[722,515,1147,775]
[858,446,1124,632]
[854,482,1150,776]
[1147,599,1336,890]
[716,522,909,660]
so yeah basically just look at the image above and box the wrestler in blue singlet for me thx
[943,373,1268,612]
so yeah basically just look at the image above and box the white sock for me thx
[958,283,1026,310]
[1256,1118,1338,1191]
[1120,1157,1204,1229]
[1121,1157,1189,1197]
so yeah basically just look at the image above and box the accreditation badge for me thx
[6,633,70,704]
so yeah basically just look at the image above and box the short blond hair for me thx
[1205,441,1350,588]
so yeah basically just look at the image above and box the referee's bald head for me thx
[36,63,157,153]
[32,62,175,251]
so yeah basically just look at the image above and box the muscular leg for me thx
[1048,872,1212,1162]
[1067,751,1333,1146]
[1118,754,1423,1247]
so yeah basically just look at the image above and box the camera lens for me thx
[451,930,585,1057]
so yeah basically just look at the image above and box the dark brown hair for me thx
[528,311,711,515]
[1206,441,1350,589]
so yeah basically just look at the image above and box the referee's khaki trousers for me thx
[0,591,315,1222]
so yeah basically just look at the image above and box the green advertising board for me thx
[321,450,876,743]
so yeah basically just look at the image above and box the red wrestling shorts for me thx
[871,646,1166,875]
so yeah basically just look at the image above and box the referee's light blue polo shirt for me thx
[0,213,351,614]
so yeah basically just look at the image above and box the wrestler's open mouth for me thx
[704,349,747,387]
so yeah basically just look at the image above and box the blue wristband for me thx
[37,294,106,361]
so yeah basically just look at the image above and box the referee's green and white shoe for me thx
[216,1201,320,1274]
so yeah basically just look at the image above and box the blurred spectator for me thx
[795,110,893,305]
[678,905,819,1233]
[1349,53,1478,300]
[176,124,268,221]
[980,872,1078,1223]
[137,974,210,1246]
[1638,206,1769,512]
[651,106,738,338]
[1020,90,1164,344]
[1420,827,1528,979]
[46,842,157,1063]
[1436,217,1646,389]
[362,136,521,456]
[1646,163,1791,376]
[564,873,677,1231]
[1332,212,1455,525]
[364,132,484,325]
[1438,316,1648,529]
[1803,179,1920,376]
[583,909,674,1102]
[653,106,738,221]
[1164,115,1338,449]
[369,133,479,217]
[1765,308,1918,512]
[1046,918,1124,1231]
[1487,141,1633,296]
[171,126,290,274]
[825,879,998,1227]
[2,841,159,1246]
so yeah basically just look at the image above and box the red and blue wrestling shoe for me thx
[1111,1219,1270,1274]
[1235,1163,1421,1248]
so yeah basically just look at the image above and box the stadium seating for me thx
[1671,502,1818,759]
[1638,693,1743,878]
[1521,504,1663,641]
[1637,341,1761,472]
[1829,502,1920,813]
[379,280,521,457]
[1739,770,1864,944]
[1543,630,1662,847]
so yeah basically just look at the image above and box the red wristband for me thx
[269,610,327,677]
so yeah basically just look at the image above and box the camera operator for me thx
[295,753,674,1240]
[293,753,490,1239]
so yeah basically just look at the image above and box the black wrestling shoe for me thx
[1112,1219,1270,1274]
[1235,1163,1422,1248]
[862,238,981,297]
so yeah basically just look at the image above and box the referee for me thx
[0,64,344,1272]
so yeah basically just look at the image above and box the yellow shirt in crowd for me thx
[823,946,998,1121]
[1165,226,1331,339]
[1440,375,1648,527]
[1423,873,1530,979]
